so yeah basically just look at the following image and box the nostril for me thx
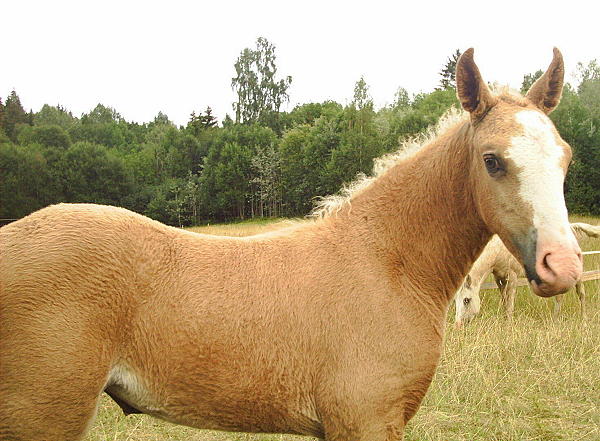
[536,252,560,288]
[537,246,582,286]
[542,253,555,275]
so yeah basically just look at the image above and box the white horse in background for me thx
[455,223,600,326]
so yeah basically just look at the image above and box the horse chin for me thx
[529,279,570,298]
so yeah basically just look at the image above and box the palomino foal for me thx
[0,49,581,441]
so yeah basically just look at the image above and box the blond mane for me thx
[311,85,532,219]
[311,106,467,218]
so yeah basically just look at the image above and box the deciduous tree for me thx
[520,70,543,94]
[232,37,292,129]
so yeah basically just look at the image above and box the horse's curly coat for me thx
[0,48,579,441]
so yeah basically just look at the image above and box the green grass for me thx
[85,217,600,441]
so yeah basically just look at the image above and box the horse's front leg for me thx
[320,373,435,441]
[323,418,406,441]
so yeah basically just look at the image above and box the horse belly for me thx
[114,340,323,437]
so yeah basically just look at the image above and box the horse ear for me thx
[456,48,496,121]
[525,48,564,114]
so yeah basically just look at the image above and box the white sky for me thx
[2,0,598,126]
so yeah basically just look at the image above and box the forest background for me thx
[1,39,599,226]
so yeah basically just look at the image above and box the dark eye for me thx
[463,297,471,306]
[483,154,503,175]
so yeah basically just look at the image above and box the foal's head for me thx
[457,48,582,297]
[454,275,482,326]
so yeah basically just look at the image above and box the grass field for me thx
[186,218,300,237]
[85,216,600,441]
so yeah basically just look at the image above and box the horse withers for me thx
[0,48,581,441]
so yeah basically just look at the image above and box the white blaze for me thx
[508,110,572,242]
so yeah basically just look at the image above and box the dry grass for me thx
[85,217,600,441]
[186,218,304,237]
[407,283,600,441]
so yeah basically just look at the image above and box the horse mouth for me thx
[529,279,569,297]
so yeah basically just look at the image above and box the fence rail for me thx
[0,219,18,227]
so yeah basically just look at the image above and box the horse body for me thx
[0,49,583,441]
[1,195,458,440]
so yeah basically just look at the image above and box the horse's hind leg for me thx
[0,345,111,441]
[575,281,586,318]
[553,294,564,318]
[0,312,113,440]
[553,283,585,319]
[0,350,111,441]
[498,272,516,320]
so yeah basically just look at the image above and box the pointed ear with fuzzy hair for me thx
[456,48,497,121]
[526,48,564,114]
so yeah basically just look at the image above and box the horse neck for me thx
[470,237,502,284]
[336,121,491,304]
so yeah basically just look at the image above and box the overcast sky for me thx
[2,0,598,126]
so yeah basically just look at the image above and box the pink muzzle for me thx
[530,242,582,297]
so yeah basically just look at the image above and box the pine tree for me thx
[438,49,462,90]
[0,97,5,135]
[188,107,218,136]
[200,107,217,128]
[3,90,29,141]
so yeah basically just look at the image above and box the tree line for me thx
[1,41,599,226]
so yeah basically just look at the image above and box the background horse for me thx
[455,222,600,326]
[0,48,582,441]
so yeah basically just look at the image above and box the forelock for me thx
[489,84,530,108]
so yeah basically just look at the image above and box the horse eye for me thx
[482,153,506,176]
[463,297,471,305]
[483,154,501,174]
